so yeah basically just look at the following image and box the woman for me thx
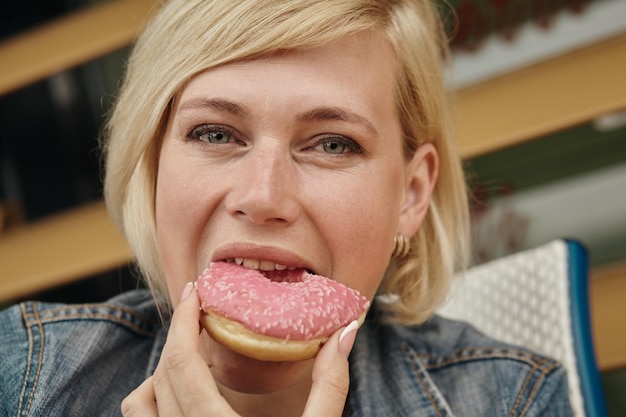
[0,0,573,416]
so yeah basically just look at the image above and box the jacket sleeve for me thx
[530,366,575,417]
[0,304,31,416]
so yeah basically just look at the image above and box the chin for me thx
[199,332,314,394]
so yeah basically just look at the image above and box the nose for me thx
[225,145,301,225]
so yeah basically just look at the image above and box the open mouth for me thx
[220,258,317,280]
[223,258,295,271]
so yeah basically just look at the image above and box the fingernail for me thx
[338,320,359,358]
[180,282,194,301]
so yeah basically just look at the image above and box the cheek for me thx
[320,171,403,300]
[154,153,210,297]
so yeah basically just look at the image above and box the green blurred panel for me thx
[602,368,626,417]
[465,122,626,193]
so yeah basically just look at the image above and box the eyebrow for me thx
[177,98,250,118]
[297,107,379,137]
[177,98,378,136]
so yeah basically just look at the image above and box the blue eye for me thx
[314,136,362,155]
[322,140,346,154]
[188,125,234,144]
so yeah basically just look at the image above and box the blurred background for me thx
[0,0,624,413]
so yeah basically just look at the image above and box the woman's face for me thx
[155,30,435,392]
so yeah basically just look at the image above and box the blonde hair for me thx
[102,0,469,323]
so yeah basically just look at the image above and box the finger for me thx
[154,282,211,413]
[302,320,358,417]
[168,281,202,348]
[158,282,217,394]
[153,282,237,415]
[121,376,158,417]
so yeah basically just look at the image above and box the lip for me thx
[211,242,317,273]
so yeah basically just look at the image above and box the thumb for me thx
[302,320,359,417]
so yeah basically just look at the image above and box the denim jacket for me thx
[0,290,573,416]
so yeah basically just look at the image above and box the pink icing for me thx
[196,262,369,340]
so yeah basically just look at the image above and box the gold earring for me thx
[392,235,411,258]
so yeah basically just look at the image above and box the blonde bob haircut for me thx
[102,0,470,325]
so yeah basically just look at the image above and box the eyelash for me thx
[187,124,240,145]
[186,124,363,155]
[312,135,363,155]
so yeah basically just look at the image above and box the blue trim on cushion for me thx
[566,239,608,417]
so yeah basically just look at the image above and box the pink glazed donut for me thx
[196,262,369,361]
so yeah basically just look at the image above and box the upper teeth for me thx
[228,258,294,271]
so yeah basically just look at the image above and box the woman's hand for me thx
[120,282,358,416]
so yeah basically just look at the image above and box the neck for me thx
[198,333,316,417]
[218,376,312,417]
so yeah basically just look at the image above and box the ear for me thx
[397,143,438,237]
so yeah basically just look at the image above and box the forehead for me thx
[175,31,400,122]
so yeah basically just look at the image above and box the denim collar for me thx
[346,315,456,417]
